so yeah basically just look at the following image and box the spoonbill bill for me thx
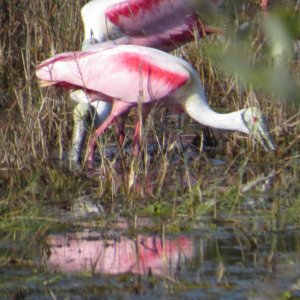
[36,45,276,168]
[69,0,223,161]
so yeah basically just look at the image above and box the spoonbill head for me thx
[241,107,275,152]
[36,45,275,166]
[69,90,112,162]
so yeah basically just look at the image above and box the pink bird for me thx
[69,0,223,162]
[36,45,275,168]
[260,0,268,10]
[80,0,222,51]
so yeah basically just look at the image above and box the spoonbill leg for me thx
[87,101,133,168]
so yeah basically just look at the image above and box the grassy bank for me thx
[0,0,299,233]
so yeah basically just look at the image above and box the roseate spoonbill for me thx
[260,0,268,10]
[80,0,223,51]
[36,45,276,168]
[69,0,223,161]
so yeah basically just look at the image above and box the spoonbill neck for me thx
[184,92,249,134]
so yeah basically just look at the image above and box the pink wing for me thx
[105,0,195,35]
[105,0,222,35]
[36,46,190,104]
[112,14,218,52]
[104,0,222,52]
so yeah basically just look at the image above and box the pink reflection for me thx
[47,232,193,276]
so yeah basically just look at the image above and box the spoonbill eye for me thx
[253,116,258,123]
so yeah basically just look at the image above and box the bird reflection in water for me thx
[47,232,193,276]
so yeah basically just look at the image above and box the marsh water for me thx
[1,216,300,299]
[1,144,300,300]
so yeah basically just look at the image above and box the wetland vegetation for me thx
[0,0,299,299]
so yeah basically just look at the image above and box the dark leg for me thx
[115,115,126,147]
[87,113,117,169]
[132,105,151,157]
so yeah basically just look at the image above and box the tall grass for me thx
[0,0,299,226]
